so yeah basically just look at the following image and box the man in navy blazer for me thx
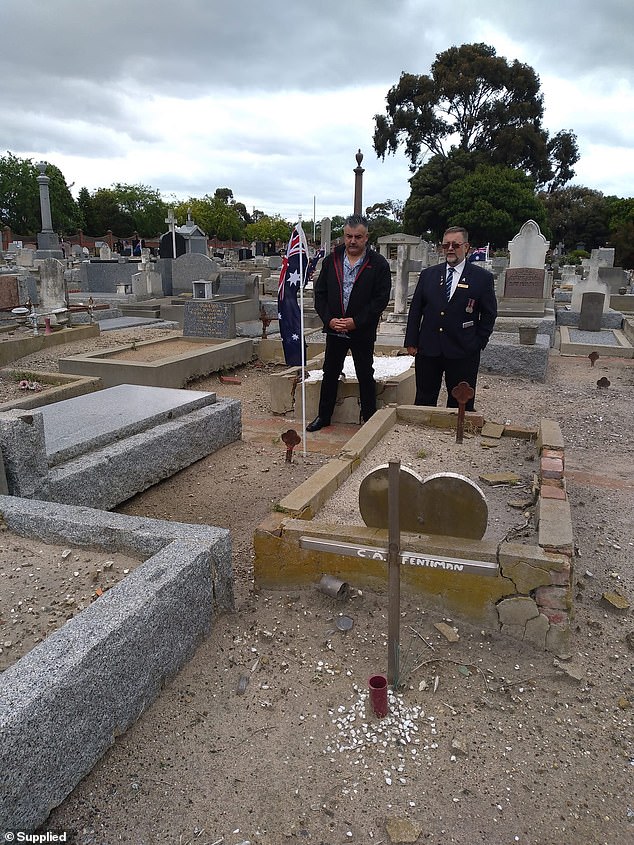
[404,226,497,411]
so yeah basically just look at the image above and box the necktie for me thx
[445,267,454,301]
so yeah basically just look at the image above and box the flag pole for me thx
[298,216,307,457]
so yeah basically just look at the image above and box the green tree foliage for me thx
[0,153,80,234]
[373,43,579,191]
[446,165,549,247]
[365,200,403,243]
[78,183,166,236]
[604,195,634,233]
[244,215,291,244]
[540,187,610,251]
[82,188,133,236]
[109,183,166,236]
[402,150,476,238]
[607,219,634,268]
[213,187,234,204]
[174,195,244,240]
[330,215,346,240]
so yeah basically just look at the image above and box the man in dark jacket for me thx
[404,226,497,411]
[306,214,391,431]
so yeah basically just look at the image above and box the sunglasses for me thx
[440,241,467,250]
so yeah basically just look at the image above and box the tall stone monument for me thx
[353,150,364,215]
[35,162,62,258]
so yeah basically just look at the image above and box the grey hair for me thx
[344,214,368,229]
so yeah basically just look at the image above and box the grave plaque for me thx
[504,268,545,298]
[359,464,425,533]
[578,291,604,332]
[418,472,488,540]
[183,300,236,338]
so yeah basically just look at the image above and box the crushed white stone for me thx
[305,355,414,382]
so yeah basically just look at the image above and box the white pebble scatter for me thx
[324,686,432,784]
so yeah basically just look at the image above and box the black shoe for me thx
[306,416,330,432]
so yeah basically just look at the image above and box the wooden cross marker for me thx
[589,351,599,367]
[451,381,475,444]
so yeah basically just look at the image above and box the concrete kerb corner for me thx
[0,495,234,832]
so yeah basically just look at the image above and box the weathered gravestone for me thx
[358,463,488,540]
[183,300,236,338]
[38,258,66,312]
[0,275,21,310]
[578,291,605,331]
[500,220,550,315]
[172,253,220,295]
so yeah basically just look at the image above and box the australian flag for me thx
[468,246,488,263]
[278,223,309,366]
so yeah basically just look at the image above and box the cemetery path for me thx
[3,328,633,845]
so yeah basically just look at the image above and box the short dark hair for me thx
[344,214,368,230]
[443,226,469,243]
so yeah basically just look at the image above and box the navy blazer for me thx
[404,261,497,358]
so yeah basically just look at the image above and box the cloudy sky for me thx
[2,0,633,223]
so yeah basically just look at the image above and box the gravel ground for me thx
[0,324,632,845]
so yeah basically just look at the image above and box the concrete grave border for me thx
[0,393,242,510]
[558,325,634,358]
[58,336,254,388]
[254,407,573,655]
[0,324,100,367]
[0,496,234,833]
[0,369,102,412]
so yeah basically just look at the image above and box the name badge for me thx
[462,320,474,328]
[457,283,469,289]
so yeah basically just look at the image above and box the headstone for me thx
[38,258,66,312]
[571,252,610,314]
[217,270,257,299]
[182,300,236,338]
[499,220,550,312]
[159,231,186,259]
[171,253,220,295]
[0,274,20,310]
[578,291,605,331]
[560,265,578,287]
[359,464,425,534]
[358,464,488,540]
[417,472,488,540]
[320,218,332,254]
[596,247,615,267]
[15,249,35,268]
[99,244,112,260]
[508,220,549,269]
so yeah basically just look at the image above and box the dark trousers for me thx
[318,333,377,423]
[414,351,481,411]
